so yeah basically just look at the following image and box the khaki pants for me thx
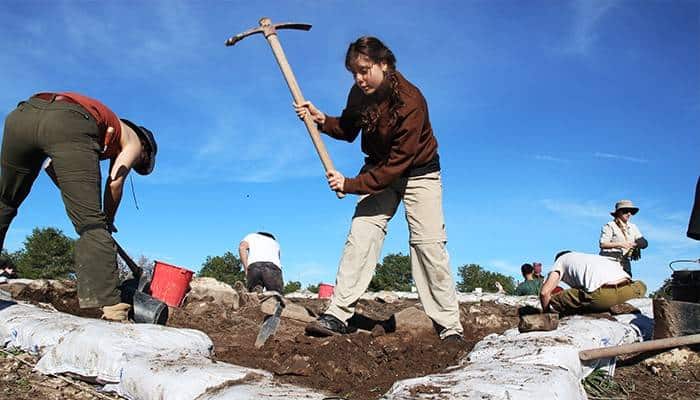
[0,97,120,308]
[325,172,463,337]
[550,280,647,315]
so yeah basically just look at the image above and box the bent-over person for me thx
[540,251,646,315]
[0,92,157,321]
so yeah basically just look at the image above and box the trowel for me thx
[255,291,285,348]
[115,240,168,325]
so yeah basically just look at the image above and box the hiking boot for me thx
[609,302,640,315]
[305,314,352,337]
[441,333,466,345]
[101,302,131,322]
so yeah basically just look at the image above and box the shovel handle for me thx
[579,333,700,361]
[115,241,143,279]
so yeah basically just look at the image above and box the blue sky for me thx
[1,1,698,292]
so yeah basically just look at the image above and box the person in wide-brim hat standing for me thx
[599,200,648,276]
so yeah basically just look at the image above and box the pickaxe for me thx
[225,17,344,199]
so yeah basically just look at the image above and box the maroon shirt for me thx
[35,92,122,159]
[320,71,439,194]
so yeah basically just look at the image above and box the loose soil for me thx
[1,279,699,400]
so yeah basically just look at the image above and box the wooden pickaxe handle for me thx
[264,35,344,199]
[226,18,344,199]
[579,333,700,361]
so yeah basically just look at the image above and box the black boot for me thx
[305,314,354,337]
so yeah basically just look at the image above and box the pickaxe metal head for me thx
[225,17,311,47]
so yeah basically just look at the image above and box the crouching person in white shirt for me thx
[540,251,646,315]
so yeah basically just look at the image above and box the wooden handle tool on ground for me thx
[579,333,700,361]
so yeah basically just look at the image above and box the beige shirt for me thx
[599,220,643,259]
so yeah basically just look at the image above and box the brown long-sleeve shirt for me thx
[320,71,439,194]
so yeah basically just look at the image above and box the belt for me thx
[33,93,80,105]
[601,280,631,289]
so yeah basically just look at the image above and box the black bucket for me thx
[133,290,169,325]
[670,269,700,303]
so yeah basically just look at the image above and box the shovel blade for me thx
[255,301,283,348]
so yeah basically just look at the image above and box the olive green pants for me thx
[0,96,120,308]
[550,280,647,315]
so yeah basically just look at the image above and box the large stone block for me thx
[393,306,433,335]
[184,277,239,309]
[260,297,315,323]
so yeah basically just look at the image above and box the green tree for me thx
[283,280,301,294]
[306,283,320,293]
[649,278,672,299]
[197,251,245,286]
[15,227,75,279]
[369,252,413,291]
[457,263,516,294]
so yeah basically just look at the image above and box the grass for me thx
[582,368,634,400]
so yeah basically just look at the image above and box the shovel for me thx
[115,239,168,325]
[255,292,285,348]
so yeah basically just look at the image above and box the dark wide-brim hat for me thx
[611,199,639,217]
[121,119,157,175]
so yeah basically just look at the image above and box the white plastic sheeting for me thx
[386,306,647,399]
[0,300,326,399]
[104,356,326,400]
[0,290,652,400]
[36,321,213,382]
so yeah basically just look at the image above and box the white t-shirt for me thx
[242,233,281,268]
[552,252,630,292]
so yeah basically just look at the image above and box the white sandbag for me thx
[613,297,654,340]
[385,360,586,399]
[387,315,642,399]
[104,356,327,400]
[1,300,329,399]
[0,302,89,354]
[35,319,213,382]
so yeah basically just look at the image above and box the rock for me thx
[371,324,386,337]
[518,313,559,333]
[373,291,399,304]
[393,307,433,335]
[0,281,27,298]
[184,277,239,310]
[475,314,506,330]
[275,354,312,376]
[27,279,51,291]
[642,348,699,369]
[260,297,315,323]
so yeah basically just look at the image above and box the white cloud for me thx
[593,152,648,163]
[534,154,568,163]
[541,199,608,219]
[565,0,619,56]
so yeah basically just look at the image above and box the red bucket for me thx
[149,261,194,307]
[318,283,334,299]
